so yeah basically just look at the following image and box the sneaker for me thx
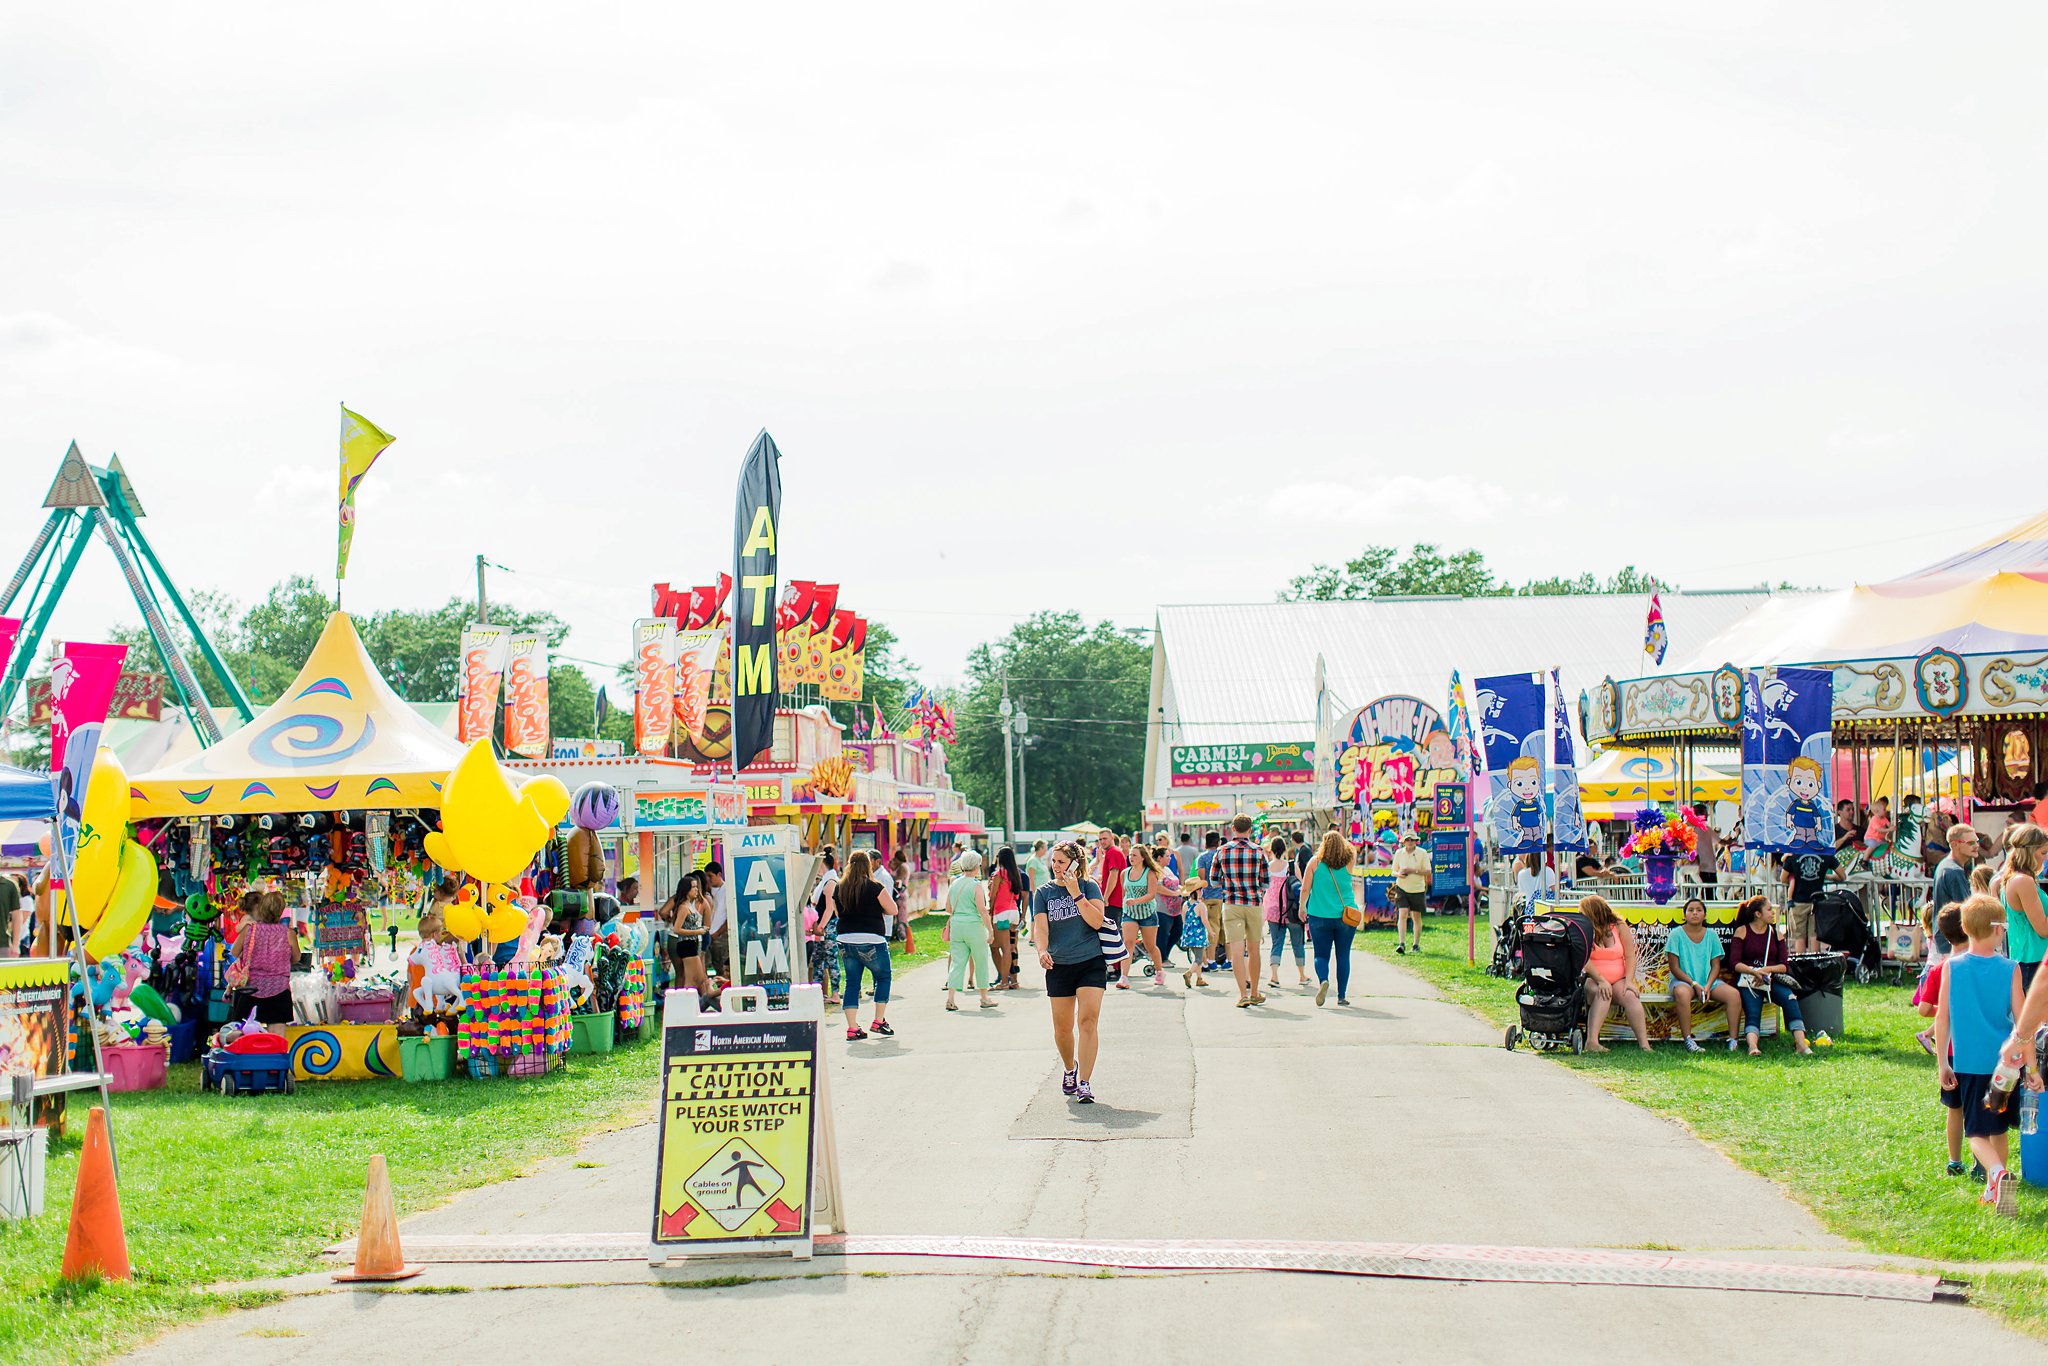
[1916,1028,1936,1057]
[1971,1161,1987,1182]
[1075,1080,1095,1104]
[1061,1068,1078,1096]
[1395,944,1406,956]
[1316,980,1329,1007]
[1684,1038,1704,1054]
[1947,1160,1967,1177]
[871,1020,895,1037]
[846,1026,868,1041]
[1993,1169,2019,1217]
[1413,944,1423,957]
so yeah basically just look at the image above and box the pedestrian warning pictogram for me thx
[685,1137,785,1232]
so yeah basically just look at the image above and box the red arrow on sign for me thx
[659,1202,699,1238]
[764,1198,804,1233]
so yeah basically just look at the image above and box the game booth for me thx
[122,613,633,1087]
[1322,694,1476,924]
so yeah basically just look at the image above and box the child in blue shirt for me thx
[1935,893,2028,1216]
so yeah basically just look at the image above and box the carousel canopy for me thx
[1579,749,1737,820]
[1678,508,2048,668]
[130,612,466,819]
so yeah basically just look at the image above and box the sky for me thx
[4,2,2045,700]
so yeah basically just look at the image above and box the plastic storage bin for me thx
[568,1012,615,1055]
[338,992,396,1025]
[399,1034,456,1082]
[103,1043,169,1092]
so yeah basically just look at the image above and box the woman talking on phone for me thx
[1032,840,1109,1104]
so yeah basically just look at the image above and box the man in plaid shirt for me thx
[1210,815,1269,1006]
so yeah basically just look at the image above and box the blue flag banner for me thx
[1476,671,1547,855]
[1548,669,1587,853]
[1740,666,1834,853]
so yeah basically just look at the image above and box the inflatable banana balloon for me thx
[83,840,158,962]
[427,742,571,885]
[71,756,131,928]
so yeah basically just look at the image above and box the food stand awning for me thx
[129,612,465,818]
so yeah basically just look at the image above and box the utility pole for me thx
[475,554,489,623]
[1017,731,1034,834]
[999,665,1016,848]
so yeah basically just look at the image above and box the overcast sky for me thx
[4,2,2043,700]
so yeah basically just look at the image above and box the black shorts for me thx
[667,935,700,963]
[1393,888,1427,914]
[229,990,294,1025]
[1045,957,1108,998]
[2022,959,2041,992]
[1944,1071,2021,1137]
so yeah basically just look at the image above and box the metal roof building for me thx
[1144,590,1806,824]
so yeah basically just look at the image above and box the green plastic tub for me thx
[568,1012,616,1055]
[399,1034,456,1082]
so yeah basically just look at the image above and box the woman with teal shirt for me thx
[1120,847,1169,987]
[1302,831,1360,1006]
[945,850,998,1012]
[1995,824,2048,990]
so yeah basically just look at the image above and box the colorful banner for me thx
[802,584,840,685]
[0,616,18,685]
[1447,670,1479,781]
[1548,669,1586,853]
[337,405,397,581]
[51,641,127,775]
[776,581,817,687]
[456,624,511,744]
[28,671,163,725]
[822,613,865,701]
[1476,672,1547,855]
[1644,589,1668,666]
[731,432,783,772]
[1741,666,1835,853]
[672,626,721,754]
[502,632,549,758]
[634,618,676,756]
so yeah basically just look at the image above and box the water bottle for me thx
[2023,1089,2039,1138]
[1987,1055,2025,1110]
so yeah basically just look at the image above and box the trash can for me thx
[1788,953,1847,1039]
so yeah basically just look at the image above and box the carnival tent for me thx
[0,761,55,822]
[1579,749,1737,820]
[1677,509,2048,668]
[129,612,466,819]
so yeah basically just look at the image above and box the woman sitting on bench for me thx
[1581,896,1651,1053]
[1666,896,1743,1052]
[1726,895,1813,1057]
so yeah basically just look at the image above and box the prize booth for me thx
[128,613,465,1080]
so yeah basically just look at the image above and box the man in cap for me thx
[1390,828,1431,955]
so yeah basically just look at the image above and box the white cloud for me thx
[1264,475,1556,529]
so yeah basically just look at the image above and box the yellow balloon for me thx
[435,742,564,885]
[421,830,462,876]
[483,904,528,943]
[83,840,157,962]
[71,756,132,929]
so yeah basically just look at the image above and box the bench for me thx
[1600,968,1782,1044]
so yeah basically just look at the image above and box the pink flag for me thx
[51,642,129,773]
[0,617,19,683]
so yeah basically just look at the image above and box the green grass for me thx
[0,1037,664,1366]
[1361,927,2048,1332]
[892,913,953,971]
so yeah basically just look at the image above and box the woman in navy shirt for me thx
[1032,840,1108,1104]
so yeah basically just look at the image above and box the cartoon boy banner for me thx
[1548,669,1587,853]
[1740,666,1834,853]
[1476,671,1548,855]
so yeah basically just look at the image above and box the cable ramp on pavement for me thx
[330,1233,1955,1303]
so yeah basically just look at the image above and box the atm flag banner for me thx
[336,405,397,580]
[731,431,783,771]
[456,624,511,744]
[502,633,550,758]
[634,618,676,756]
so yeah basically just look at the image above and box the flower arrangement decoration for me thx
[1620,807,1698,861]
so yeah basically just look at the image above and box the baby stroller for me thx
[1504,911,1592,1053]
[1487,911,1522,978]
[1812,887,1877,983]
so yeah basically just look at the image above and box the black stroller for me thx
[1812,887,1878,984]
[1503,911,1593,1053]
[1487,911,1522,978]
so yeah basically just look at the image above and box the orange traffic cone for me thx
[332,1154,421,1282]
[61,1106,131,1282]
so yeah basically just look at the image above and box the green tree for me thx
[947,612,1150,833]
[1282,545,1676,601]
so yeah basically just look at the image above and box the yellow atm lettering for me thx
[736,643,774,696]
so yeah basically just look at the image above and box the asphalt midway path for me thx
[126,949,2047,1365]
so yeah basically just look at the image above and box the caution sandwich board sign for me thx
[650,982,844,1263]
